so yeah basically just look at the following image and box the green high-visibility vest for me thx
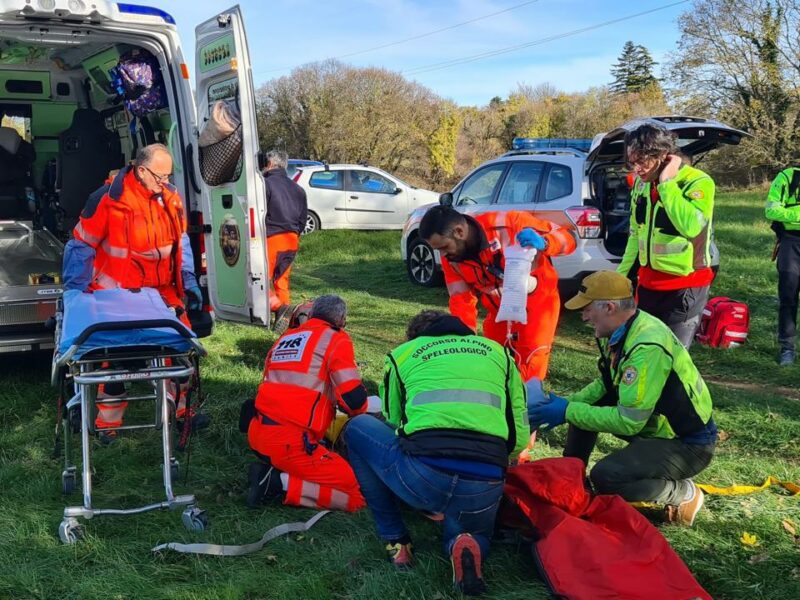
[765,167,800,231]
[381,333,529,456]
[618,164,715,278]
[566,310,714,439]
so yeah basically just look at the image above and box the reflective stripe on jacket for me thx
[381,321,530,464]
[566,310,714,439]
[441,211,576,331]
[618,164,715,278]
[255,318,368,437]
[72,167,186,292]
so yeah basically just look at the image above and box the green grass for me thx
[1,190,799,599]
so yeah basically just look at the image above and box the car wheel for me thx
[407,238,443,287]
[303,211,321,235]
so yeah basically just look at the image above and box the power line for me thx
[253,0,542,77]
[402,0,690,76]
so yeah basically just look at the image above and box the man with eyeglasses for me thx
[62,143,207,436]
[618,124,716,347]
[529,271,716,527]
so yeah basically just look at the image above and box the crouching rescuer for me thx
[529,271,716,526]
[344,310,529,596]
[245,295,369,511]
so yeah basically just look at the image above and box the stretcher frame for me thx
[52,304,208,544]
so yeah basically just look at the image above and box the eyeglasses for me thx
[625,154,661,172]
[141,166,172,183]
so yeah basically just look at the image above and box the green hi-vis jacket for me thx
[618,164,715,278]
[765,167,800,231]
[381,331,529,458]
[566,310,713,438]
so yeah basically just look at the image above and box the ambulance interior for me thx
[0,32,181,289]
[0,36,180,233]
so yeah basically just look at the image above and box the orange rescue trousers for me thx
[248,418,365,512]
[266,232,300,311]
[482,286,561,381]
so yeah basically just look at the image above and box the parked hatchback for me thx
[294,164,440,234]
[401,116,746,294]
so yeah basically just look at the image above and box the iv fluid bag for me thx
[496,245,537,324]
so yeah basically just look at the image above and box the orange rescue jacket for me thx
[442,211,576,331]
[255,318,368,437]
[73,167,186,293]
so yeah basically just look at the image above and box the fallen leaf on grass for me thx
[295,534,305,541]
[792,567,800,579]
[717,430,731,442]
[781,519,796,536]
[740,532,759,546]
[747,553,769,564]
[265,554,277,563]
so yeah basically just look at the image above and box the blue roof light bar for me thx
[117,3,175,25]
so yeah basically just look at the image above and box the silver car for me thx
[401,116,746,295]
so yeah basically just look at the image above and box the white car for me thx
[294,164,440,233]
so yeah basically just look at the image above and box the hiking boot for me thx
[385,540,413,570]
[246,460,283,508]
[175,409,211,433]
[272,304,294,336]
[779,349,795,366]
[97,430,117,445]
[451,533,487,596]
[665,481,705,527]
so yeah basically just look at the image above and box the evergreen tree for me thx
[610,41,659,94]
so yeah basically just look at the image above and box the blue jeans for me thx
[344,414,504,558]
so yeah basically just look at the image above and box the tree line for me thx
[255,0,800,189]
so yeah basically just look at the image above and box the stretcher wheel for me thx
[182,506,208,531]
[61,470,77,495]
[58,518,83,545]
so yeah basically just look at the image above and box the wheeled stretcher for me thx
[51,288,207,544]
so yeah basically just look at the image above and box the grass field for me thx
[1,190,799,600]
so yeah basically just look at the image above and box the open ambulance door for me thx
[194,5,269,325]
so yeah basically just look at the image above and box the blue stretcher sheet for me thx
[58,289,195,358]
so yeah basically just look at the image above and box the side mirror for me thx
[393,187,403,195]
[439,192,453,207]
[257,151,267,171]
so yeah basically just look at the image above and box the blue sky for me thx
[164,0,689,106]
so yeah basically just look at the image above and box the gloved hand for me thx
[516,228,547,251]
[366,395,383,414]
[185,285,203,310]
[529,393,568,431]
[526,378,547,418]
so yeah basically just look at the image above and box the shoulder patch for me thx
[622,366,638,385]
[687,189,705,200]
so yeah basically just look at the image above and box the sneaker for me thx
[272,304,294,336]
[385,540,413,570]
[451,533,487,596]
[421,511,445,522]
[779,349,795,366]
[246,461,283,508]
[175,410,211,433]
[665,481,705,527]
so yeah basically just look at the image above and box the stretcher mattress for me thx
[58,288,195,358]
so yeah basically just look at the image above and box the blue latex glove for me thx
[529,393,568,431]
[185,286,203,310]
[516,228,547,251]
[526,378,547,419]
[185,285,203,310]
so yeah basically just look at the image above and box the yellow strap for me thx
[697,476,800,496]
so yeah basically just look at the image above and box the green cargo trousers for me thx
[564,426,714,506]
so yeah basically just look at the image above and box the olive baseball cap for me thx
[564,271,635,310]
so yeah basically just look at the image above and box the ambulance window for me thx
[543,164,573,201]
[497,162,544,205]
[5,80,43,95]
[455,164,506,206]
[310,170,343,190]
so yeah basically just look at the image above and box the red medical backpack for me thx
[695,297,749,348]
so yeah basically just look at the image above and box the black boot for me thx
[246,460,283,508]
